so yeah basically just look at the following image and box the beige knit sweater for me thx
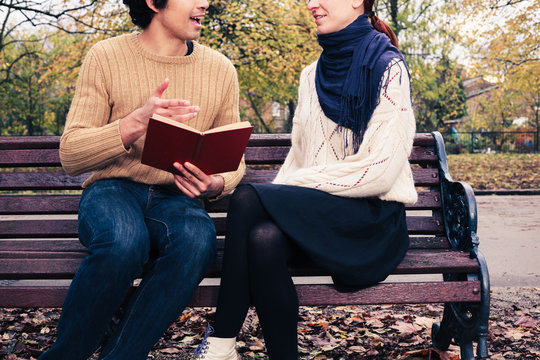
[273,60,418,204]
[60,33,245,196]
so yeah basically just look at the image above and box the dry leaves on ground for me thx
[1,288,539,359]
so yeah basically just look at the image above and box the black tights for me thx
[213,185,299,359]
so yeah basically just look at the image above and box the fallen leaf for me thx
[248,340,265,351]
[391,321,423,335]
[348,345,367,352]
[514,314,539,328]
[158,347,181,354]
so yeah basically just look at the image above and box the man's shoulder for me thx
[193,42,235,69]
[86,33,134,57]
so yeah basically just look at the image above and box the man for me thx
[39,0,244,359]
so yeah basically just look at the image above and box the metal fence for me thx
[441,131,539,154]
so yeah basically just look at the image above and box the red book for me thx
[141,114,253,175]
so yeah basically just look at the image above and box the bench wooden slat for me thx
[0,236,450,255]
[244,146,290,164]
[0,167,440,191]
[0,259,83,279]
[411,133,436,147]
[0,190,440,215]
[0,195,81,214]
[295,281,481,305]
[0,149,60,166]
[242,145,438,165]
[0,214,444,238]
[408,146,438,164]
[238,168,440,187]
[210,215,444,236]
[394,250,478,274]
[283,250,478,277]
[0,280,479,308]
[0,136,61,150]
[0,219,79,238]
[0,172,88,191]
[205,190,442,213]
[409,236,449,249]
[0,145,436,167]
[0,251,87,259]
[0,133,434,149]
[0,239,85,252]
[0,249,478,279]
[247,134,292,147]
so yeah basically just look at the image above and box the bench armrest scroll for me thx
[432,132,479,252]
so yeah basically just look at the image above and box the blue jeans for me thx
[39,179,216,360]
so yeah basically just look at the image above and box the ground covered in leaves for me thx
[1,287,538,359]
[447,154,539,190]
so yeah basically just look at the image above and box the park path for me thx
[476,195,540,287]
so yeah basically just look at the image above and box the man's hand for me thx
[173,162,225,199]
[119,78,200,148]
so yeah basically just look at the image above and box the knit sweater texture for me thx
[60,33,245,196]
[273,59,418,205]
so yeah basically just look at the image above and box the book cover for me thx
[141,114,253,175]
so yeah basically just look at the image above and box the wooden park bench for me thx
[0,133,490,359]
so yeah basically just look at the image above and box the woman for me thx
[195,0,417,358]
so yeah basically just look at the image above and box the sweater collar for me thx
[128,33,201,64]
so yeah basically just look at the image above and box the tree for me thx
[411,56,468,131]
[201,0,320,132]
[1,1,99,85]
[451,0,539,139]
[373,1,469,132]
[0,1,129,135]
[0,30,84,135]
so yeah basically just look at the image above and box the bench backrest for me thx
[0,134,455,280]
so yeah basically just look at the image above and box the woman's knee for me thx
[229,185,259,211]
[247,221,291,266]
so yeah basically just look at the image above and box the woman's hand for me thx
[119,78,200,147]
[173,162,225,199]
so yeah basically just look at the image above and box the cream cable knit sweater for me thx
[273,60,418,205]
[59,33,245,196]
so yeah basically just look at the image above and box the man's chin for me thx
[187,31,202,41]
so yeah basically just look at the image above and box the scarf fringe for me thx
[337,58,407,153]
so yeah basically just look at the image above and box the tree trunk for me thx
[287,99,296,133]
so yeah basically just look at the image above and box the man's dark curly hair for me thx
[123,0,168,29]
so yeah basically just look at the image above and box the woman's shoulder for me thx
[297,61,318,88]
[301,60,318,78]
[379,56,409,80]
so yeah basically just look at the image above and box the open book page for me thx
[150,113,251,135]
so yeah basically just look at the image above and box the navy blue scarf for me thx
[316,15,405,150]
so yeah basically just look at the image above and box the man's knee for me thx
[85,229,150,277]
[181,222,217,267]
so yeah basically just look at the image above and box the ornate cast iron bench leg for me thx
[432,131,491,359]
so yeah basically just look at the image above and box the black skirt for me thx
[250,183,409,289]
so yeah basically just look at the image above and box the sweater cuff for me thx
[208,161,245,201]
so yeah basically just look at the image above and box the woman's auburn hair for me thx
[364,0,399,48]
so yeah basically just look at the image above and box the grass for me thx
[446,153,539,190]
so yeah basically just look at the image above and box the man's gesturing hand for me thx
[119,78,200,147]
